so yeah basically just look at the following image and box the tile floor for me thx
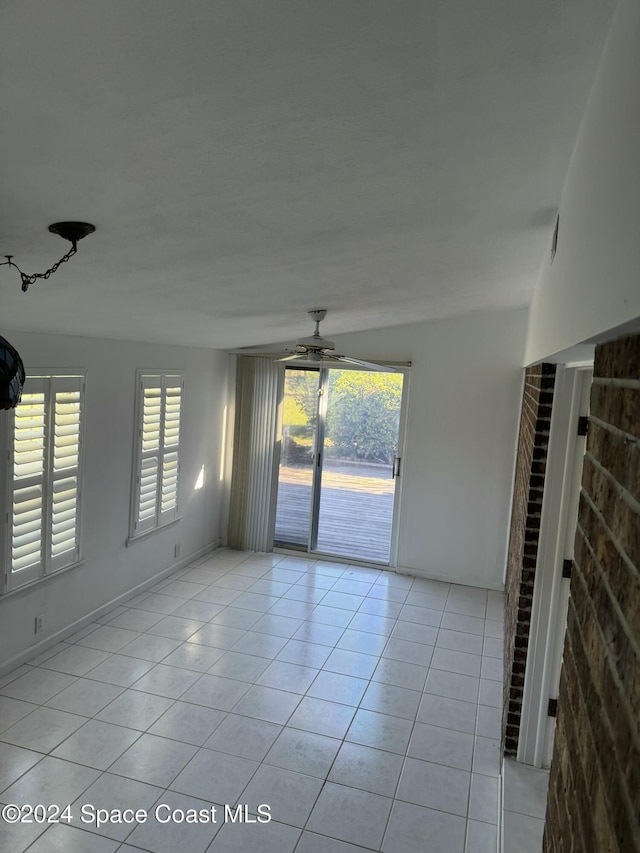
[0,549,505,853]
[502,758,549,853]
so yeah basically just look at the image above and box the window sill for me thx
[126,516,182,546]
[1,559,86,600]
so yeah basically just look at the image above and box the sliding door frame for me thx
[273,363,410,567]
[386,364,410,568]
[308,367,328,553]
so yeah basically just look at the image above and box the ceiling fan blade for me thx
[332,355,397,372]
[226,347,298,357]
[276,353,305,363]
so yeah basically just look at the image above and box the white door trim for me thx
[517,364,592,767]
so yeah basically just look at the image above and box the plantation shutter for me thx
[133,374,182,535]
[9,379,47,587]
[135,376,162,534]
[159,377,182,525]
[50,376,83,571]
[7,373,84,591]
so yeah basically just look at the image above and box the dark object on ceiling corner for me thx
[0,335,25,410]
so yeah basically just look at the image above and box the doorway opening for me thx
[274,365,407,564]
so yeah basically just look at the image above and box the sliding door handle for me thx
[392,456,401,478]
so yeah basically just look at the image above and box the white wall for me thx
[526,0,640,364]
[0,331,230,670]
[330,307,528,589]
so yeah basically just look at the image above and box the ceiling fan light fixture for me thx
[232,309,400,372]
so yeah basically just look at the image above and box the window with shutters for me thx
[130,372,183,537]
[4,374,85,593]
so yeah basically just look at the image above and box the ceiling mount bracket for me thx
[308,309,328,324]
[48,221,96,247]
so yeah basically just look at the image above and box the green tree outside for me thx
[325,370,402,463]
[282,368,403,465]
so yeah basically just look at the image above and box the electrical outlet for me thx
[34,614,44,635]
[174,543,181,559]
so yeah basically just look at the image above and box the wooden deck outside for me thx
[274,462,396,563]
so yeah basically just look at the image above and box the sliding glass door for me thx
[274,365,407,564]
[273,369,319,547]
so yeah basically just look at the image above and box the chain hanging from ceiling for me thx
[0,221,95,410]
[0,221,95,292]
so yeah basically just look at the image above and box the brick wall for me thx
[544,333,640,853]
[503,363,556,756]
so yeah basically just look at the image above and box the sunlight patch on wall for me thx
[194,464,205,490]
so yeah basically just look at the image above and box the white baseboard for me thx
[0,539,222,677]
[270,547,505,591]
[273,547,399,573]
[397,565,505,592]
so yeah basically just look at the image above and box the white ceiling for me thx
[0,0,615,349]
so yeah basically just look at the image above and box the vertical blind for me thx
[227,357,282,551]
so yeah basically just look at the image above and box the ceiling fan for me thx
[234,310,396,372]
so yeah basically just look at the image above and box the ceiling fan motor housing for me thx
[296,308,334,350]
[297,335,335,350]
